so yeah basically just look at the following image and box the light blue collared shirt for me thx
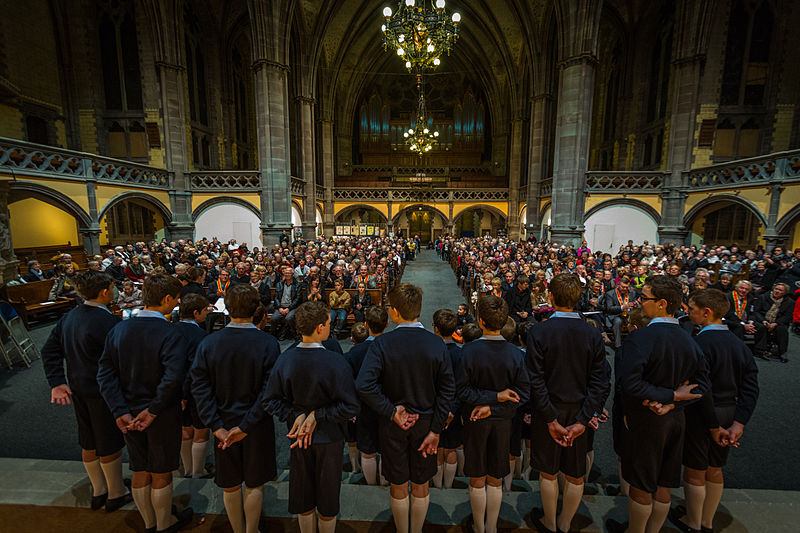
[366,336,375,341]
[180,319,201,328]
[699,324,729,334]
[647,317,679,326]
[550,311,581,319]
[226,321,257,329]
[84,301,111,314]
[396,321,424,329]
[297,342,323,348]
[136,309,167,320]
[480,334,506,341]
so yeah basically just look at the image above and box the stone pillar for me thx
[525,94,553,239]
[507,117,524,240]
[297,96,318,239]
[0,183,19,285]
[81,167,103,256]
[254,61,292,246]
[386,199,394,236]
[320,119,336,236]
[550,57,596,245]
[762,183,786,250]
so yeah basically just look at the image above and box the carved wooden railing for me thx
[685,149,800,190]
[333,187,509,202]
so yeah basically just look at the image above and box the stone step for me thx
[0,458,795,531]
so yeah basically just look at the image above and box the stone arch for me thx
[776,204,800,236]
[192,196,261,221]
[539,201,552,225]
[335,204,389,223]
[453,204,508,224]
[98,191,172,223]
[8,181,92,228]
[584,198,661,225]
[683,194,767,228]
[391,204,450,225]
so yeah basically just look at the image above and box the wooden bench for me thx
[264,287,385,326]
[15,245,89,275]
[1,279,76,328]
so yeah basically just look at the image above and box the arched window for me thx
[720,0,773,107]
[184,4,208,126]
[98,1,142,111]
[25,116,49,145]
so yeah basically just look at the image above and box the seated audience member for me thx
[328,278,352,336]
[352,281,372,323]
[48,264,80,301]
[117,281,144,316]
[724,280,756,339]
[23,260,45,282]
[505,274,534,323]
[124,256,146,283]
[710,273,734,293]
[181,267,207,298]
[271,265,303,339]
[751,282,793,362]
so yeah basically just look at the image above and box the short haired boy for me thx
[356,283,455,533]
[42,271,131,513]
[526,273,610,533]
[668,289,758,533]
[432,308,463,489]
[191,283,281,533]
[457,295,530,533]
[174,293,212,479]
[344,322,369,475]
[346,307,390,486]
[98,273,193,532]
[264,301,360,533]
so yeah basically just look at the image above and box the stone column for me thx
[320,119,336,236]
[507,117,524,240]
[386,198,394,236]
[550,57,596,245]
[254,60,293,246]
[0,182,19,285]
[525,94,553,239]
[762,183,786,250]
[81,162,102,256]
[297,96,318,239]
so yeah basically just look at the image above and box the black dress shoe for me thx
[90,492,107,510]
[605,518,628,533]
[145,528,156,533]
[157,506,193,533]
[668,506,700,533]
[105,491,133,512]
[530,512,557,533]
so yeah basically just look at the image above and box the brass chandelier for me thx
[381,0,461,72]
[404,73,439,156]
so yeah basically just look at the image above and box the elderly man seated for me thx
[752,282,794,363]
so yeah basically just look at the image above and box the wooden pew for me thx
[1,279,76,328]
[265,287,385,326]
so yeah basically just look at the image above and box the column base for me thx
[549,227,584,247]
[301,223,317,241]
[79,229,102,256]
[168,223,195,243]
[261,226,293,247]
[322,222,335,237]
[657,227,689,246]
[762,232,789,251]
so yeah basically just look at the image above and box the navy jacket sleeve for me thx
[97,333,129,418]
[577,338,611,425]
[239,336,281,432]
[315,361,360,424]
[431,348,455,434]
[618,332,678,404]
[41,318,66,388]
[735,354,759,425]
[148,332,188,416]
[492,355,531,419]
[190,343,224,431]
[526,332,558,422]
[356,342,395,420]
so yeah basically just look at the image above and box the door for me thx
[593,224,615,252]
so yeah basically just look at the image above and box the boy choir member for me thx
[356,283,455,533]
[432,308,464,489]
[98,273,193,533]
[264,301,360,533]
[345,323,369,474]
[190,283,281,533]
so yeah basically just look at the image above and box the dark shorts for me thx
[532,403,588,478]
[181,397,207,429]
[463,418,512,479]
[378,415,437,485]
[72,393,125,456]
[611,392,625,457]
[356,407,380,455]
[440,415,463,450]
[214,419,276,488]
[125,404,181,474]
[346,421,357,443]
[621,407,685,493]
[289,440,344,517]
[683,406,735,471]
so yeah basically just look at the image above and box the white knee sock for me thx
[432,463,444,488]
[485,484,502,533]
[683,481,706,530]
[585,450,595,479]
[409,494,429,533]
[702,481,724,529]
[83,459,107,497]
[646,499,670,533]
[180,439,193,475]
[513,456,522,478]
[191,440,209,477]
[556,481,584,532]
[444,462,457,488]
[503,460,514,491]
[362,455,378,485]
[99,456,127,499]
[538,475,559,532]
[131,484,156,529]
[468,486,486,533]
[151,483,177,531]
[223,488,245,533]
[244,485,264,533]
[318,516,337,533]
[456,448,465,476]
[627,498,652,533]
[390,496,410,533]
[298,511,316,533]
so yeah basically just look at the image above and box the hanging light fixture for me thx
[381,0,461,72]
[404,73,439,157]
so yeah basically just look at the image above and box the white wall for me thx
[195,204,263,248]
[584,205,658,253]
